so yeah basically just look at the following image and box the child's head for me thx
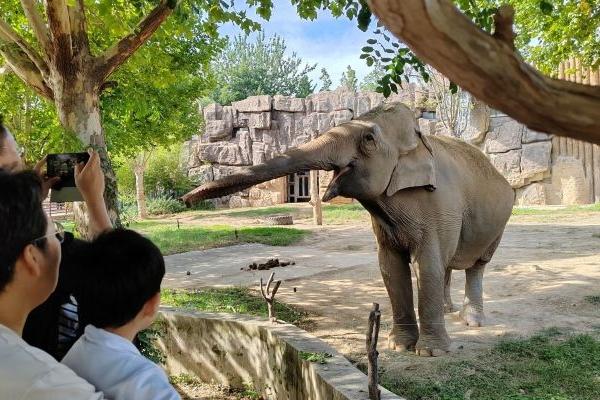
[75,229,165,332]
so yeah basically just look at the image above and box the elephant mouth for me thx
[322,162,354,202]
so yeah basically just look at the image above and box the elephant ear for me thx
[386,131,436,196]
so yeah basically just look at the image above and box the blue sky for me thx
[218,0,375,88]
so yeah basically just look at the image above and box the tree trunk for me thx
[134,155,148,219]
[310,170,322,226]
[56,82,121,238]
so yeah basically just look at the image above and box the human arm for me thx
[74,150,112,237]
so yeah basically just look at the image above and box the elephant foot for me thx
[460,305,485,327]
[415,332,450,357]
[388,324,418,352]
[444,302,458,313]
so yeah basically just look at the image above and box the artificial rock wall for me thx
[184,86,597,208]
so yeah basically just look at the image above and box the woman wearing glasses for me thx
[0,118,112,360]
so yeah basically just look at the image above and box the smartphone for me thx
[47,152,90,203]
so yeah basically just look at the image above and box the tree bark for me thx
[310,170,322,225]
[368,0,600,144]
[134,154,148,219]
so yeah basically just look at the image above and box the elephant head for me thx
[182,102,436,205]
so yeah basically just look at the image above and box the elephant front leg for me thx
[378,247,418,352]
[414,255,451,357]
[460,261,486,327]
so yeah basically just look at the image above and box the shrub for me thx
[147,196,186,215]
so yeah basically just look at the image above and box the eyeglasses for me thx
[32,221,65,245]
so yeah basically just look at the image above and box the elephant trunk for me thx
[182,134,342,205]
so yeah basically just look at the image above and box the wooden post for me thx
[259,272,282,323]
[310,170,323,226]
[366,303,381,400]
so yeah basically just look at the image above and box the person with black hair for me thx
[0,116,113,359]
[0,170,105,399]
[62,229,180,400]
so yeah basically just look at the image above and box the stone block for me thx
[317,113,332,134]
[252,142,266,165]
[234,112,250,128]
[515,183,546,206]
[249,128,263,142]
[418,118,437,136]
[237,129,252,165]
[232,95,272,112]
[332,110,353,126]
[520,141,551,183]
[335,90,355,111]
[205,120,232,142]
[368,92,385,109]
[522,128,552,143]
[354,94,371,117]
[273,95,305,112]
[188,165,213,186]
[274,112,296,151]
[302,113,319,136]
[484,116,524,153]
[212,165,246,181]
[198,142,250,166]
[228,195,250,208]
[203,103,222,121]
[489,150,522,188]
[248,112,271,129]
[462,99,490,144]
[311,91,333,113]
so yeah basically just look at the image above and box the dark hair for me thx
[0,169,47,292]
[74,229,165,328]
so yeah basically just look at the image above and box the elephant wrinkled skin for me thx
[183,103,514,356]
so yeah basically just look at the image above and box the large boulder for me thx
[252,142,266,165]
[489,150,522,187]
[462,99,490,144]
[520,141,552,183]
[188,164,214,186]
[198,142,251,166]
[484,116,524,153]
[205,120,233,142]
[515,183,546,206]
[332,110,353,126]
[522,128,552,143]
[354,94,371,117]
[248,112,271,129]
[273,95,305,112]
[232,95,272,112]
[202,103,222,121]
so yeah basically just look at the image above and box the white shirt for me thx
[62,325,180,400]
[0,323,104,400]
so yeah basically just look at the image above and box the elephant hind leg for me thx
[444,269,458,313]
[460,235,503,327]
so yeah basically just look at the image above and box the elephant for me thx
[183,102,514,356]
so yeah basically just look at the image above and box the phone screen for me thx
[47,152,90,189]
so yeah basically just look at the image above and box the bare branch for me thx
[93,0,179,84]
[0,17,49,77]
[368,0,600,144]
[259,272,282,323]
[492,4,515,50]
[0,41,53,99]
[20,0,52,60]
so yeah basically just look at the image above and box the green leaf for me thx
[539,1,553,14]
[367,39,377,45]
[362,46,374,52]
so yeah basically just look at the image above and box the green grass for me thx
[161,287,308,326]
[322,204,369,223]
[584,295,600,305]
[226,206,300,218]
[299,351,333,364]
[512,203,600,216]
[380,329,600,400]
[133,221,307,255]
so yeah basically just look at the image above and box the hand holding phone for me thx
[47,152,90,202]
[74,150,105,202]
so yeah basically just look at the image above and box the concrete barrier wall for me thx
[157,308,402,400]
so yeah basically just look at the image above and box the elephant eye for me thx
[364,133,375,142]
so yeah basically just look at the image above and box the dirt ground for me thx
[275,212,600,375]
[164,207,600,397]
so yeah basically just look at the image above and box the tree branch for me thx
[45,0,73,72]
[67,0,90,63]
[0,41,53,99]
[20,0,52,61]
[368,1,600,144]
[0,17,49,77]
[93,0,179,84]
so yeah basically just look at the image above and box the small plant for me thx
[240,382,261,399]
[584,295,600,305]
[136,322,166,364]
[299,351,333,364]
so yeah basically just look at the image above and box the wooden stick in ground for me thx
[367,303,381,400]
[260,272,282,322]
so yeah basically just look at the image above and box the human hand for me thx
[33,157,60,200]
[74,149,105,202]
